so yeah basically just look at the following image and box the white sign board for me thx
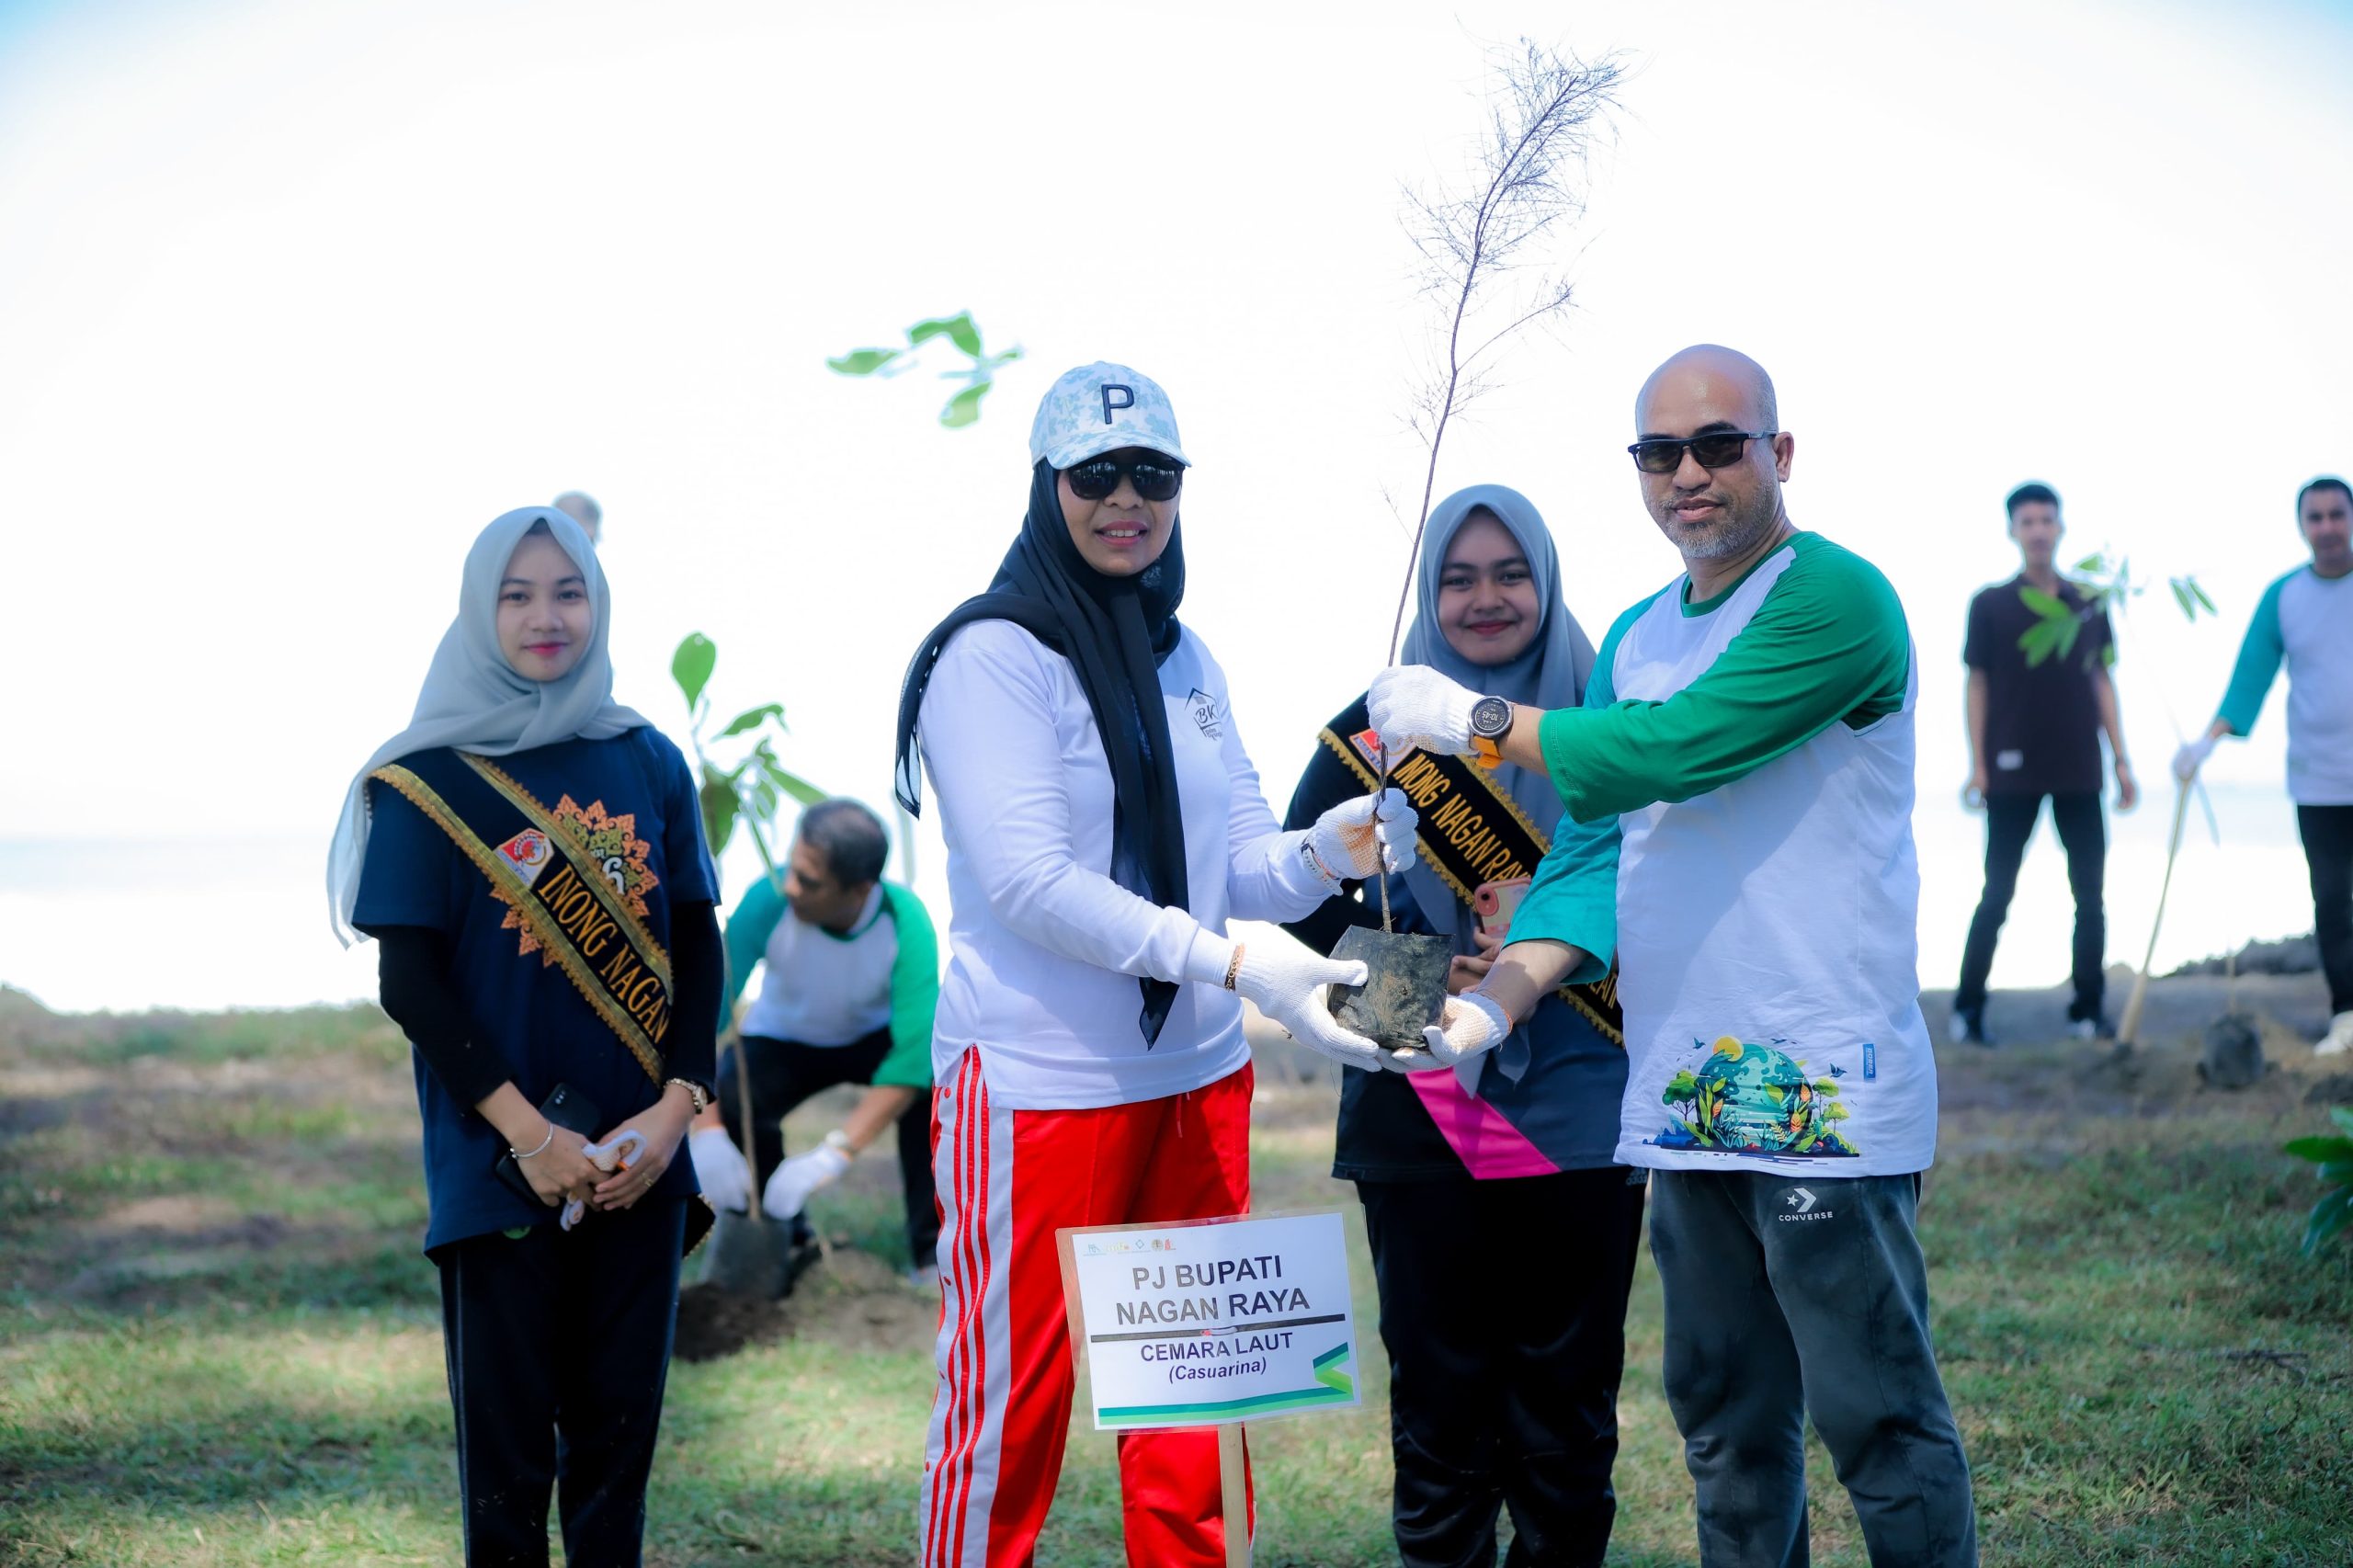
[1060,1210,1361,1431]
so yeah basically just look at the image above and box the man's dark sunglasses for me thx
[1065,453,1185,503]
[1627,430,1777,475]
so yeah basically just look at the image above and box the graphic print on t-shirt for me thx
[1653,1036,1860,1159]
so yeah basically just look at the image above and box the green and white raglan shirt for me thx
[721,877,938,1090]
[1512,531,1938,1177]
[2214,565,2353,806]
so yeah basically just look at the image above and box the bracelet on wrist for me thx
[823,1128,857,1160]
[513,1123,556,1161]
[1222,943,1247,992]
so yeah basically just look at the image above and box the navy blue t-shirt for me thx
[352,727,720,1252]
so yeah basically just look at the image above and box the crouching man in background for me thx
[687,798,942,1284]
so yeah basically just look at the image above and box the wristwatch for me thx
[1469,696,1515,769]
[664,1077,710,1115]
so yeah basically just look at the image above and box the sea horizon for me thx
[0,781,2319,1017]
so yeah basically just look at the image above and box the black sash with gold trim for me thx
[1318,696,1623,1046]
[371,749,675,1087]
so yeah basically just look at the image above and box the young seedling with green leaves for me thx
[2017,549,2215,668]
[670,631,824,892]
[2285,1106,2353,1256]
[2018,550,2222,1048]
[827,312,1021,428]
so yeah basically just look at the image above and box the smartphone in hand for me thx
[1472,876,1531,940]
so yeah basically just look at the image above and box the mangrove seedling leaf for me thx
[2302,1185,2353,1256]
[718,702,785,740]
[698,775,738,857]
[2284,1134,2353,1165]
[907,312,983,358]
[673,632,717,713]
[2018,585,2069,619]
[2018,619,2065,667]
[828,347,901,377]
[751,748,826,808]
[941,381,990,428]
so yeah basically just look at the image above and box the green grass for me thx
[2,998,2348,1565]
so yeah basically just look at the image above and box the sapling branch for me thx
[1371,39,1622,931]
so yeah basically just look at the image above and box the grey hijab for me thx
[1395,483,1597,950]
[325,506,649,944]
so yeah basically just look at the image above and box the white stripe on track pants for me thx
[920,1046,1256,1568]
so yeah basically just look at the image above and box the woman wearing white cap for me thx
[892,362,1416,1566]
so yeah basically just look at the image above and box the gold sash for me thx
[1317,700,1622,1046]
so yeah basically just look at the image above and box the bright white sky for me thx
[5,0,2350,1012]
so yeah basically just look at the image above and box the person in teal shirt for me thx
[2174,476,2353,1055]
[685,799,941,1278]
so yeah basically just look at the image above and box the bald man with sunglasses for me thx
[1371,346,1977,1568]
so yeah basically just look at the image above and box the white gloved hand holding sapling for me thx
[1369,665,1483,757]
[1307,788,1417,881]
[2172,733,2217,781]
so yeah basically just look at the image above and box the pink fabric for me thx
[1407,1070,1560,1179]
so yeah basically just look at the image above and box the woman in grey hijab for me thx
[331,506,723,1566]
[1279,483,1643,1568]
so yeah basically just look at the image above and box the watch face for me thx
[1471,696,1512,739]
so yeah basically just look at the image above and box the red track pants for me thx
[919,1047,1256,1568]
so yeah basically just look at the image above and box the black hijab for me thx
[893,459,1190,1044]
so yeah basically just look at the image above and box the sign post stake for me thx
[1218,1421,1249,1568]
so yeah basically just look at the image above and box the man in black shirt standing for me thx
[1954,482,2138,1044]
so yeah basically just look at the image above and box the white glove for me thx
[1222,940,1396,1073]
[1369,665,1483,757]
[1308,789,1418,881]
[763,1141,851,1221]
[2172,733,2217,781]
[688,1127,753,1213]
[1424,990,1511,1067]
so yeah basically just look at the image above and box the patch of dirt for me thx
[675,1247,938,1363]
[1921,970,2338,1119]
[674,1282,791,1361]
[2306,1074,2353,1107]
[58,1215,313,1301]
[92,1194,246,1233]
[2168,931,2320,978]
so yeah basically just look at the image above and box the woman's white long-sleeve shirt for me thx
[917,619,1334,1108]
